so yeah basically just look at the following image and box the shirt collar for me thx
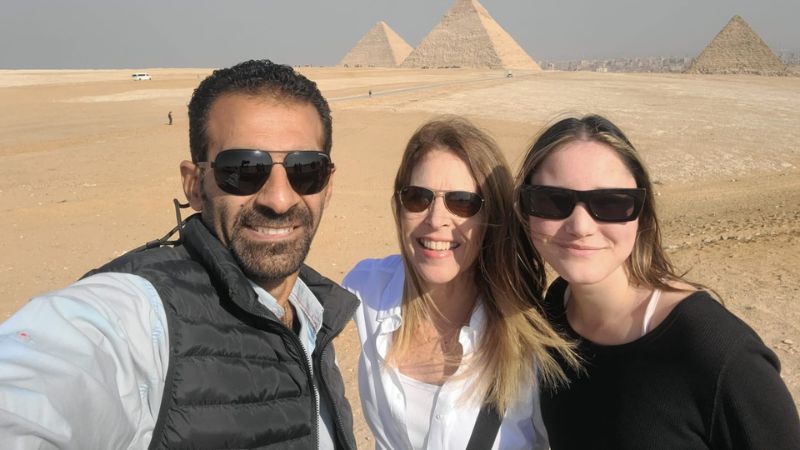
[248,278,325,334]
[376,292,487,357]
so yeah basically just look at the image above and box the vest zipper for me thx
[313,289,359,450]
[316,334,352,450]
[241,308,320,449]
[217,275,356,448]
[272,320,320,449]
[301,334,321,450]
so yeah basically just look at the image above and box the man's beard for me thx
[202,189,317,285]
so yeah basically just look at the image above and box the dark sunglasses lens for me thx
[214,150,271,195]
[400,187,433,212]
[444,191,483,217]
[589,193,638,221]
[284,152,332,195]
[523,187,575,219]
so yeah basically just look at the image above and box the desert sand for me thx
[1,67,798,444]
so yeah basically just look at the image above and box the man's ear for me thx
[180,161,203,211]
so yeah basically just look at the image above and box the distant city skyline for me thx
[1,0,798,69]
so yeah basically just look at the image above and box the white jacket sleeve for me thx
[0,273,169,450]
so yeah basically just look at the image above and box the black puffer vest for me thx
[85,214,358,449]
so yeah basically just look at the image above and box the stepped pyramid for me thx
[339,21,413,67]
[687,15,787,75]
[401,0,540,70]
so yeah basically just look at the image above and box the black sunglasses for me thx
[196,149,334,196]
[520,184,645,222]
[398,186,484,218]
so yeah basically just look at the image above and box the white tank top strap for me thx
[564,285,662,337]
[641,288,662,336]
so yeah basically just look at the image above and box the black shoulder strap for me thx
[128,199,191,253]
[465,401,503,450]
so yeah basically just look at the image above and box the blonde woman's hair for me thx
[514,114,706,292]
[391,116,578,412]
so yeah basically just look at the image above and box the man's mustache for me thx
[236,204,312,229]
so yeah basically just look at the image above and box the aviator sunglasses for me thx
[196,149,334,196]
[520,184,645,223]
[398,186,484,218]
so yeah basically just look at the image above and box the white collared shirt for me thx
[249,280,336,450]
[0,272,334,449]
[343,255,549,450]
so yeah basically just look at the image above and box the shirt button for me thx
[435,414,443,420]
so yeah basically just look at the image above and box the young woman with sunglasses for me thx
[343,116,577,449]
[514,115,800,449]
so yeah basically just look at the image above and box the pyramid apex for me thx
[452,0,488,13]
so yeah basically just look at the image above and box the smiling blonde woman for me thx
[343,116,577,450]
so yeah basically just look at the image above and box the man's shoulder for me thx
[85,245,190,278]
[56,272,162,311]
[4,272,164,339]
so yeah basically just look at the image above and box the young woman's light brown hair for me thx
[391,116,578,412]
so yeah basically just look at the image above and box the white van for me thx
[131,73,152,80]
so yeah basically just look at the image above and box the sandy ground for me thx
[1,67,798,445]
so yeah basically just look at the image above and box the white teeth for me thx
[256,227,292,236]
[420,239,457,251]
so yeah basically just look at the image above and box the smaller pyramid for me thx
[687,15,787,75]
[339,21,413,67]
[401,0,540,70]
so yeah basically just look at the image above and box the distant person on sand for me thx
[342,116,578,449]
[168,110,173,125]
[0,59,358,449]
[368,89,372,97]
[514,114,800,449]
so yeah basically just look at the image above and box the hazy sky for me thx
[2,0,798,69]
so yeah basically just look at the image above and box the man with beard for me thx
[0,60,359,450]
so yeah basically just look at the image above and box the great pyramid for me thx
[339,21,413,67]
[401,0,540,70]
[686,15,787,75]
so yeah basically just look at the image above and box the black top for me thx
[541,277,800,450]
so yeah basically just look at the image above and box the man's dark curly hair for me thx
[187,59,332,162]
